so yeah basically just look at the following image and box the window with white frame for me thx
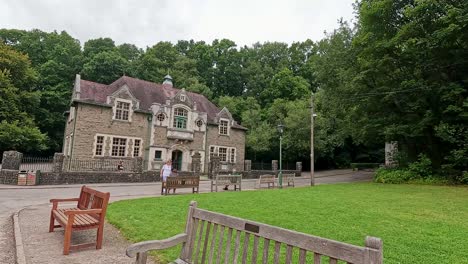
[209,146,216,159]
[230,148,236,163]
[95,136,104,156]
[115,101,130,121]
[133,139,141,157]
[173,108,188,129]
[219,119,229,135]
[111,137,127,157]
[219,147,227,162]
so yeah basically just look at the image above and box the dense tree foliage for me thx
[0,0,466,177]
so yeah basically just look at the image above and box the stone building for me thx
[63,74,246,172]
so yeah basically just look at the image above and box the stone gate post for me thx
[53,153,65,173]
[208,155,220,179]
[191,152,201,175]
[272,160,278,176]
[1,151,22,170]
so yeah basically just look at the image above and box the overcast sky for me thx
[0,0,355,48]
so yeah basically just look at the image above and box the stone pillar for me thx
[133,157,144,173]
[296,162,302,177]
[1,151,23,170]
[272,160,278,171]
[52,153,65,173]
[244,160,251,172]
[209,155,220,179]
[296,162,302,172]
[385,141,398,167]
[63,156,70,172]
[191,152,201,175]
[272,160,278,176]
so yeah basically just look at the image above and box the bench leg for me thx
[63,225,72,255]
[96,225,104,249]
[49,211,55,232]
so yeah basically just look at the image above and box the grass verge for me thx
[107,183,468,263]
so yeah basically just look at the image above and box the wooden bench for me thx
[126,201,383,264]
[281,173,296,187]
[49,186,110,255]
[162,176,200,195]
[211,174,242,192]
[255,174,276,189]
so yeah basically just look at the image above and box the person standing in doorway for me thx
[160,159,172,194]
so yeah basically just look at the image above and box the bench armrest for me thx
[126,233,188,258]
[50,198,79,203]
[64,209,102,215]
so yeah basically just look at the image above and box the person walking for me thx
[160,159,172,194]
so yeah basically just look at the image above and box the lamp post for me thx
[310,94,317,186]
[277,123,284,189]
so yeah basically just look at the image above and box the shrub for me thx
[374,168,417,184]
[408,154,432,178]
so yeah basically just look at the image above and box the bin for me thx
[26,170,40,185]
[17,170,27,186]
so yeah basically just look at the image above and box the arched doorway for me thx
[171,150,183,171]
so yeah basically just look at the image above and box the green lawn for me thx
[107,183,468,263]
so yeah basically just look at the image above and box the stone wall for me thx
[39,171,161,185]
[241,170,301,179]
[0,169,19,184]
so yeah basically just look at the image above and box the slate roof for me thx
[77,76,246,130]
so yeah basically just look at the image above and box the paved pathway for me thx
[0,169,373,263]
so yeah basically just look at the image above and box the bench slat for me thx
[216,225,225,264]
[299,248,306,264]
[232,230,241,264]
[201,221,212,264]
[192,208,370,263]
[185,218,199,260]
[194,220,205,264]
[224,228,233,264]
[262,238,270,264]
[314,253,322,264]
[251,235,259,263]
[273,241,281,264]
[285,245,293,264]
[208,223,218,264]
[241,232,250,264]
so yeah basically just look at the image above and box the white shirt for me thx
[161,164,172,181]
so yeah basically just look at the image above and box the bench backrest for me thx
[259,174,276,182]
[77,186,110,220]
[215,175,242,184]
[282,173,295,178]
[180,201,382,264]
[166,176,200,187]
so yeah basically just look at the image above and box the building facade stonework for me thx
[63,74,246,173]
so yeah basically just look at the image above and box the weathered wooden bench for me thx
[281,173,296,187]
[255,174,276,189]
[162,176,200,195]
[126,201,383,264]
[211,174,242,192]
[49,186,110,255]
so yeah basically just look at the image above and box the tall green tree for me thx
[352,0,468,170]
[82,51,129,84]
[83,37,116,59]
[0,44,47,153]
